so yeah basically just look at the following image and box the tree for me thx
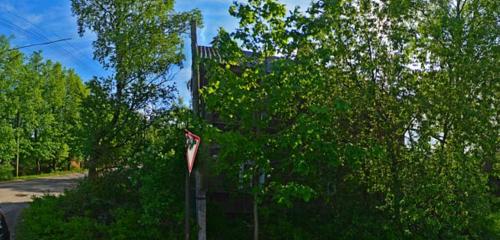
[202,0,498,238]
[0,36,18,179]
[0,36,87,177]
[62,69,88,166]
[71,0,201,179]
[204,1,314,239]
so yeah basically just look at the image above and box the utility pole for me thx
[16,131,20,177]
[15,111,20,177]
[190,20,207,240]
[190,24,199,113]
[195,163,207,240]
[185,171,190,240]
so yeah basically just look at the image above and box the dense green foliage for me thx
[71,0,201,179]
[0,36,87,179]
[15,0,499,239]
[16,108,197,240]
[200,0,499,239]
[18,0,202,239]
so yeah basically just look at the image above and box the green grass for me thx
[1,169,85,182]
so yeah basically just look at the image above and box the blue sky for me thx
[0,0,310,101]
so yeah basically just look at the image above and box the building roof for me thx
[196,45,279,68]
[196,46,222,61]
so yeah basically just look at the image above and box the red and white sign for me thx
[185,130,201,174]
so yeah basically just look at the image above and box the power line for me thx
[2,10,96,64]
[10,38,72,50]
[0,16,93,68]
[0,15,99,75]
[0,18,44,42]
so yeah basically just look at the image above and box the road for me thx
[0,173,84,239]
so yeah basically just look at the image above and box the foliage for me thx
[18,0,207,239]
[0,36,87,177]
[71,0,201,178]
[16,195,100,240]
[0,161,14,181]
[17,107,196,239]
[15,0,498,239]
[201,0,499,238]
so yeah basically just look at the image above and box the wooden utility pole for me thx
[190,23,199,113]
[195,167,206,240]
[15,111,20,177]
[16,131,20,177]
[190,20,207,240]
[185,171,190,240]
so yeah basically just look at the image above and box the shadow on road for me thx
[0,178,81,195]
[1,202,29,240]
[0,174,84,240]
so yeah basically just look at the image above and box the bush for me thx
[16,195,101,240]
[16,180,142,240]
[483,197,500,239]
[16,124,189,239]
[0,161,13,181]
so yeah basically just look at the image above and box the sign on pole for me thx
[185,130,201,174]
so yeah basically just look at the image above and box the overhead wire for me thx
[0,39,73,62]
[0,13,99,75]
[10,38,72,50]
[2,9,97,64]
[0,16,96,72]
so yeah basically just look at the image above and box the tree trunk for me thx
[88,162,97,180]
[87,143,99,180]
[87,154,98,180]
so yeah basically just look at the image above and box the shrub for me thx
[16,125,189,239]
[16,195,101,240]
[0,161,13,181]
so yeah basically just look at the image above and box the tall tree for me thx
[0,37,19,179]
[0,36,88,177]
[202,0,498,238]
[71,0,201,178]
[204,1,313,239]
[62,69,88,166]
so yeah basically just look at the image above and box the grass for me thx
[1,169,85,182]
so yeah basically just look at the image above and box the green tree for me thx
[0,36,87,177]
[0,36,18,179]
[71,0,201,179]
[202,0,498,238]
[204,1,314,238]
[62,69,88,166]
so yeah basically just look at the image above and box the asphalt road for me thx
[0,173,84,239]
